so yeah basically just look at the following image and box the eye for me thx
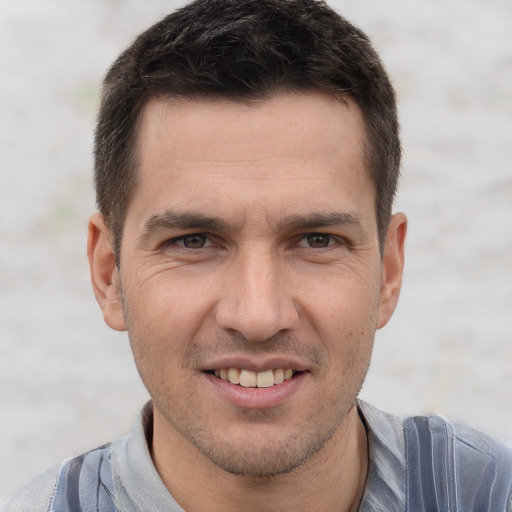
[175,234,210,249]
[303,233,334,248]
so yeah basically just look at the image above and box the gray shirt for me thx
[2,400,511,511]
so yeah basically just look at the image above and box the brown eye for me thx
[306,233,332,248]
[182,234,207,248]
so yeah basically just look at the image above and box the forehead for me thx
[128,92,374,229]
[137,92,368,171]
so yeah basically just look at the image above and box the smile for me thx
[211,368,297,388]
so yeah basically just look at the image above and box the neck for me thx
[151,405,368,512]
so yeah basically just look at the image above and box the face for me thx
[89,92,405,477]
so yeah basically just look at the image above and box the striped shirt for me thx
[2,400,511,511]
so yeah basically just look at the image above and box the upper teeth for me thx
[214,368,295,387]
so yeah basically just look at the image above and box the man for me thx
[3,0,511,511]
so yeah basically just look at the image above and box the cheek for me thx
[125,269,218,328]
[120,274,217,377]
[123,285,202,394]
[300,268,382,331]
[299,270,380,376]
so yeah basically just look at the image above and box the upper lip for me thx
[200,356,312,373]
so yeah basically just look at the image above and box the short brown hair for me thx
[94,0,401,262]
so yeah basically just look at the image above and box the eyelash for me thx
[295,233,341,249]
[163,232,346,250]
[164,234,213,249]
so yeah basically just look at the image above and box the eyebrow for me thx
[139,209,365,243]
[274,211,365,232]
[140,210,233,240]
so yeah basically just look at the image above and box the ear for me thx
[87,213,126,331]
[377,212,407,329]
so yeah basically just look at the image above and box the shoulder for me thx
[1,445,118,512]
[358,400,512,511]
[359,400,512,472]
[403,412,512,477]
[1,403,156,512]
[403,412,512,511]
[1,465,60,512]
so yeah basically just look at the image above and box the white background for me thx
[1,0,511,501]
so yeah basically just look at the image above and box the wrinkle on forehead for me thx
[137,92,367,169]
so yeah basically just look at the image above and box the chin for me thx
[202,443,315,477]
[187,420,342,478]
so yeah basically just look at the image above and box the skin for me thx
[88,92,406,512]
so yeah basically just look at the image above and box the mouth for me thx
[206,368,300,388]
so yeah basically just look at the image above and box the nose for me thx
[215,249,299,342]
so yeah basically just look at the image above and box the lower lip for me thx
[203,371,308,409]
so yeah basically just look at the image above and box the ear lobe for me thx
[377,212,407,329]
[87,213,126,331]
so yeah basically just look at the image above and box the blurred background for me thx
[1,0,511,501]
